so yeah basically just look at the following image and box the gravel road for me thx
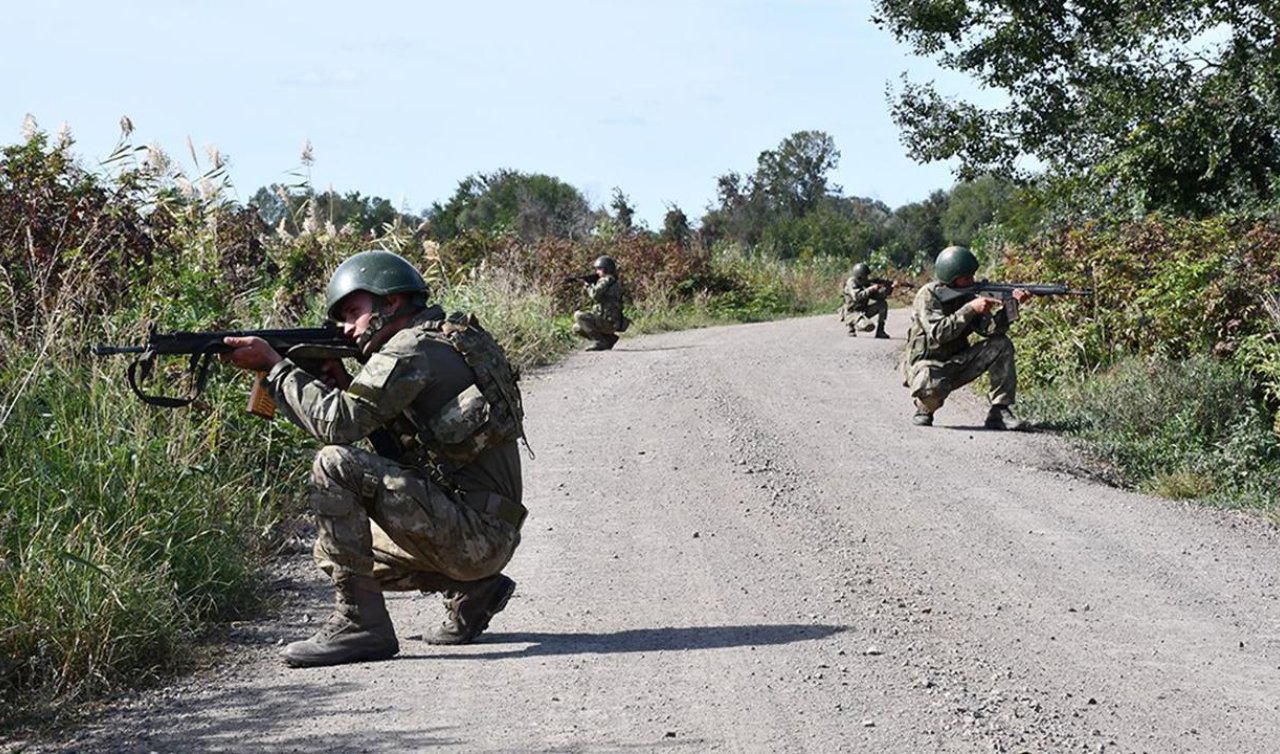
[17,310,1280,753]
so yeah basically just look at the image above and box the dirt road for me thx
[24,311,1280,753]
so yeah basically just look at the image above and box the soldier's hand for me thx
[1012,288,1032,304]
[317,358,352,390]
[969,297,1002,315]
[220,336,283,372]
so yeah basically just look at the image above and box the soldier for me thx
[221,249,526,667]
[572,255,628,351]
[903,245,1031,430]
[841,262,890,338]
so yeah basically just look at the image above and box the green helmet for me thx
[325,249,429,320]
[933,245,979,284]
[851,263,870,282]
[593,255,618,276]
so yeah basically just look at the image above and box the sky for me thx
[5,0,983,229]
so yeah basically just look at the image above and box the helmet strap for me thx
[355,294,428,354]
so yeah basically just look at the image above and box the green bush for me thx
[1022,356,1280,510]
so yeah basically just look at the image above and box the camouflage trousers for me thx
[572,310,617,341]
[906,335,1016,413]
[845,299,887,333]
[308,444,520,592]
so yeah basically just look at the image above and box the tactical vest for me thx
[418,312,527,463]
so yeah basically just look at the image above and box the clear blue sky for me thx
[6,0,977,228]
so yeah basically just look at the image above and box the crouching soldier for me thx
[572,255,628,351]
[902,245,1031,430]
[222,249,527,667]
[841,262,890,338]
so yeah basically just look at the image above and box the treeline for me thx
[244,129,1030,274]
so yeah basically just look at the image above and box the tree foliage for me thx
[875,0,1280,216]
[427,169,596,243]
[248,185,419,238]
[701,130,844,250]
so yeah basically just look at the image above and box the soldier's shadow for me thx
[935,424,1048,433]
[401,623,846,660]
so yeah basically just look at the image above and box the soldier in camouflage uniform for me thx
[841,262,890,338]
[903,245,1030,430]
[572,255,627,351]
[222,250,527,667]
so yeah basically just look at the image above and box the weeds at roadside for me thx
[1022,355,1280,515]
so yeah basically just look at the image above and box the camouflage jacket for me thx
[264,306,522,503]
[904,281,1011,370]
[587,274,624,329]
[842,276,885,312]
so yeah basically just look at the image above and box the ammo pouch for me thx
[462,490,527,529]
[417,312,527,464]
[427,384,490,445]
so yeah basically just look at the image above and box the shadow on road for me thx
[403,622,847,660]
[934,424,1049,434]
[33,681,463,754]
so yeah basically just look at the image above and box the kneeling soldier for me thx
[841,262,890,338]
[572,255,627,351]
[902,245,1031,430]
[223,250,527,667]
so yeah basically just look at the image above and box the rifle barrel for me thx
[91,344,147,356]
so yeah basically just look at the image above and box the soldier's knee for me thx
[312,444,363,488]
[989,334,1014,355]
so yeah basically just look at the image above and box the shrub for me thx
[1022,356,1280,510]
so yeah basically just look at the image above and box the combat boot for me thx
[874,325,890,339]
[423,574,516,645]
[911,411,934,426]
[985,404,1026,431]
[282,575,399,668]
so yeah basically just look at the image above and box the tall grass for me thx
[1021,356,1280,513]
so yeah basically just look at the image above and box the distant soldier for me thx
[840,262,890,338]
[571,255,628,351]
[902,245,1031,430]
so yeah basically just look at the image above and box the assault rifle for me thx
[867,277,916,295]
[93,325,359,411]
[562,272,600,285]
[936,281,1092,304]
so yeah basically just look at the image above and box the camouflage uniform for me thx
[902,281,1017,415]
[841,276,889,335]
[264,305,523,592]
[573,274,625,347]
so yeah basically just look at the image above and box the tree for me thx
[940,175,1015,247]
[884,190,949,267]
[248,185,419,236]
[427,169,595,242]
[658,203,692,248]
[754,130,841,217]
[700,130,843,249]
[609,187,636,232]
[874,0,1280,216]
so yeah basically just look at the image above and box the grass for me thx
[1020,355,1280,515]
